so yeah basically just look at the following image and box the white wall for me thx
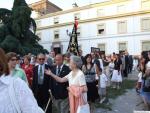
[36,0,150,55]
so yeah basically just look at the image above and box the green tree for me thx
[0,0,48,55]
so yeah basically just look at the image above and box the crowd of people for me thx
[1,47,150,113]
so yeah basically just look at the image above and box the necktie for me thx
[40,65,43,76]
[57,66,61,75]
[39,65,43,84]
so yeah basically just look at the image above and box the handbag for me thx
[77,103,90,113]
[8,78,22,113]
[77,93,90,113]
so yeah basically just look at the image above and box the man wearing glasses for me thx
[32,53,52,113]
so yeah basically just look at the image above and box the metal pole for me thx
[44,89,53,113]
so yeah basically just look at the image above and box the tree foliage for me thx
[0,0,48,55]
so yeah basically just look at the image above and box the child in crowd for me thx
[98,68,108,103]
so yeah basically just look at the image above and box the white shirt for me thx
[138,72,142,82]
[38,64,45,77]
[65,70,86,86]
[146,61,150,69]
[99,73,108,88]
[65,70,88,102]
[109,62,114,71]
[56,64,64,75]
[0,75,44,113]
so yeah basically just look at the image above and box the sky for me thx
[0,0,109,10]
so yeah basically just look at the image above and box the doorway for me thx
[53,47,61,55]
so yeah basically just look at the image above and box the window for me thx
[141,0,150,9]
[97,9,104,17]
[54,17,59,24]
[74,13,80,20]
[141,18,150,31]
[142,41,150,51]
[119,42,127,53]
[117,5,125,13]
[97,24,105,35]
[98,43,105,54]
[118,21,127,34]
[54,30,59,39]
[77,27,81,37]
[36,32,41,40]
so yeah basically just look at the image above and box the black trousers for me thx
[36,85,52,113]
[123,67,128,77]
[128,65,132,73]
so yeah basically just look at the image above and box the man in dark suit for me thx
[128,55,133,73]
[51,54,70,113]
[32,53,52,113]
[124,51,129,77]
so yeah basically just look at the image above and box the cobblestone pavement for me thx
[95,71,146,113]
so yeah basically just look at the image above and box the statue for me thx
[67,17,79,55]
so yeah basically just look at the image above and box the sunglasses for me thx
[10,58,17,61]
[39,58,45,61]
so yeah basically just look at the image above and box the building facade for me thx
[34,0,150,55]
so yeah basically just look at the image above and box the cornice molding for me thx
[35,0,131,20]
[37,10,150,31]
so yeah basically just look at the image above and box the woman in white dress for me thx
[45,56,88,113]
[111,54,122,89]
[0,48,44,113]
